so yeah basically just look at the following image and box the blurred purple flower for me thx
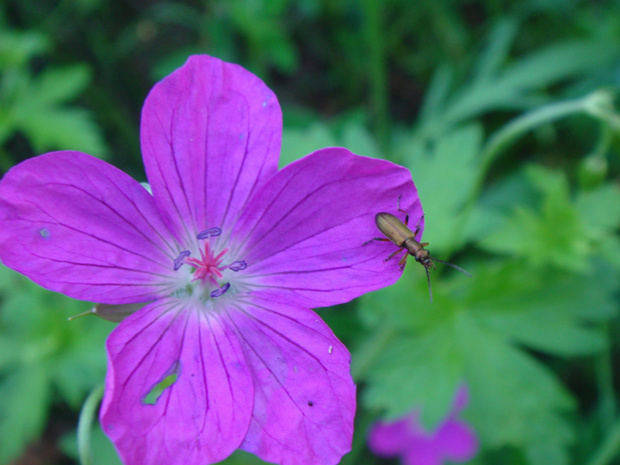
[368,386,478,465]
[0,56,423,465]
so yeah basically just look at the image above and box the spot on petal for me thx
[39,228,50,239]
[142,360,181,405]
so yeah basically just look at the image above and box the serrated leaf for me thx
[31,65,92,105]
[357,250,615,463]
[400,124,482,252]
[456,312,574,455]
[280,122,338,167]
[361,329,464,428]
[18,108,106,156]
[478,166,590,272]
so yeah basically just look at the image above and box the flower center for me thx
[173,228,246,299]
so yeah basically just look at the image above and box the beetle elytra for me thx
[364,197,470,301]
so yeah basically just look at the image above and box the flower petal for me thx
[0,151,177,303]
[141,55,281,243]
[435,419,479,462]
[234,148,422,308]
[403,440,443,465]
[224,292,355,465]
[100,299,254,465]
[367,417,414,457]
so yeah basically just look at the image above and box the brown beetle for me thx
[364,198,470,301]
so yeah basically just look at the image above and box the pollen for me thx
[174,232,247,300]
[184,241,228,286]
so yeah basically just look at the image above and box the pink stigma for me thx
[184,241,229,286]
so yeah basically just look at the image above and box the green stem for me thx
[77,384,104,465]
[448,90,618,251]
[585,416,620,465]
[481,95,588,173]
[595,325,616,433]
[362,0,389,153]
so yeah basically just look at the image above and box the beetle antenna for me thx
[425,266,433,302]
[430,257,472,277]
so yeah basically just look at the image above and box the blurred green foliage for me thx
[2,1,620,465]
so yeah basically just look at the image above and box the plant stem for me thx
[481,95,585,172]
[77,384,104,465]
[595,326,616,433]
[448,90,618,250]
[585,416,620,465]
[362,0,390,153]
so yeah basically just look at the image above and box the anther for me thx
[210,283,230,298]
[173,250,191,270]
[197,227,222,239]
[227,260,247,271]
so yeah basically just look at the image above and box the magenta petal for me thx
[435,419,479,461]
[100,300,254,465]
[235,147,422,308]
[367,417,413,457]
[403,441,443,465]
[225,292,355,465]
[0,151,177,303]
[141,55,281,242]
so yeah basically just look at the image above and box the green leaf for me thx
[280,122,338,168]
[0,30,49,68]
[0,367,51,463]
[577,183,620,235]
[478,166,590,272]
[30,65,92,106]
[459,312,574,462]
[471,261,615,356]
[18,108,106,156]
[357,250,616,462]
[341,121,381,159]
[0,266,109,416]
[361,328,464,428]
[415,35,620,142]
[400,124,483,252]
[60,425,124,465]
[472,18,519,83]
[499,39,620,92]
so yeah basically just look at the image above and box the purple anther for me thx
[173,250,191,270]
[210,283,230,298]
[228,260,247,271]
[197,227,222,239]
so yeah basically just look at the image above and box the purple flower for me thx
[368,386,479,465]
[0,55,422,465]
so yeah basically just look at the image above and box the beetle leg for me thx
[412,215,425,236]
[363,237,391,246]
[396,195,410,226]
[385,246,405,261]
[398,252,409,270]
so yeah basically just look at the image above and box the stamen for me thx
[197,227,222,239]
[173,250,191,270]
[227,260,247,271]
[210,283,230,298]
